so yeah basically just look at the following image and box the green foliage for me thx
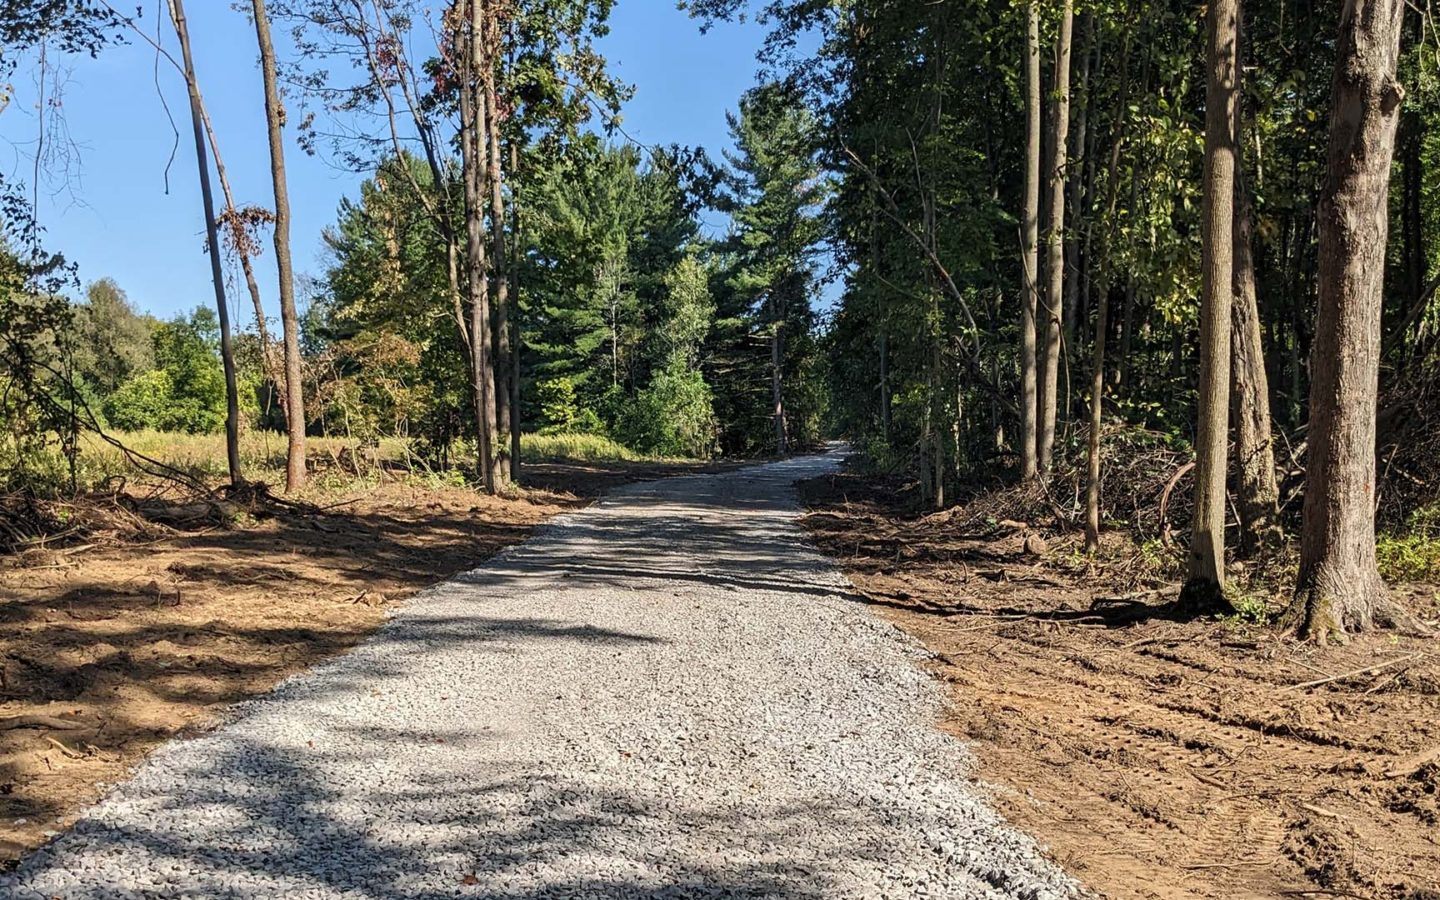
[535,375,602,434]
[616,364,716,458]
[102,370,177,432]
[70,278,156,395]
[102,309,226,434]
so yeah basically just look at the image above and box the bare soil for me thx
[799,470,1440,900]
[0,458,726,867]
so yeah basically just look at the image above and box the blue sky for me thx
[1,2,776,321]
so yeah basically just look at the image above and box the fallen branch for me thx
[1284,653,1423,691]
[0,714,87,731]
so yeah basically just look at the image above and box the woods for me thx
[0,0,1438,694]
[4,0,1440,894]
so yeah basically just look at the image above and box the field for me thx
[0,430,725,866]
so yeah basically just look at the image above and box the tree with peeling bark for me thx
[1284,0,1425,641]
[251,0,308,494]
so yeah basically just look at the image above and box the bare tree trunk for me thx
[1037,0,1073,473]
[879,330,891,442]
[251,0,307,494]
[1084,15,1132,555]
[1064,13,1093,382]
[482,15,511,486]
[1230,45,1280,555]
[169,0,241,488]
[509,140,522,483]
[1284,0,1422,641]
[1185,0,1239,604]
[458,0,494,493]
[771,324,788,455]
[1020,1,1042,480]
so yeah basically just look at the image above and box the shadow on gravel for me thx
[30,730,841,898]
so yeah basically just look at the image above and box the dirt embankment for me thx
[0,458,726,867]
[800,471,1440,900]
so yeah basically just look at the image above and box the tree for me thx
[1231,39,1280,555]
[71,279,156,395]
[1184,0,1239,605]
[721,84,826,456]
[1037,0,1074,474]
[251,0,308,493]
[1020,1,1042,480]
[169,0,243,487]
[1284,0,1420,640]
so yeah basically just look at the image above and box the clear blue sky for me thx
[0,2,779,322]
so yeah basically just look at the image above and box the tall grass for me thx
[70,429,684,486]
[521,432,654,463]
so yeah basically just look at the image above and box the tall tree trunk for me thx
[879,330,892,442]
[1186,0,1239,604]
[509,140,522,483]
[1037,0,1073,473]
[458,0,495,493]
[1020,1,1042,480]
[482,16,511,486]
[251,0,307,494]
[1284,0,1421,640]
[1231,43,1281,556]
[1085,15,1132,555]
[1064,13,1093,382]
[169,0,241,489]
[771,324,787,455]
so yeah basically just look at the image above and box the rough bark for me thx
[1037,0,1073,473]
[1063,14,1093,376]
[458,0,495,493]
[1185,0,1239,605]
[482,18,511,486]
[169,0,241,488]
[1231,68,1281,556]
[1020,2,1042,480]
[251,0,307,494]
[1285,0,1420,641]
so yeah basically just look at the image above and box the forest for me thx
[3,0,1440,894]
[6,0,1432,639]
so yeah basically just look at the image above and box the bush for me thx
[536,375,602,434]
[615,366,715,458]
[103,370,176,432]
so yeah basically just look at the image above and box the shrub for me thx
[616,366,715,458]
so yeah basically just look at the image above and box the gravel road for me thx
[6,451,1078,899]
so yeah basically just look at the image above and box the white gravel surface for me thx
[5,450,1080,899]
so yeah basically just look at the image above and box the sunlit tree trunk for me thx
[1037,0,1073,473]
[458,0,495,493]
[169,0,241,488]
[251,0,307,494]
[1020,1,1042,480]
[482,13,511,486]
[1285,0,1422,641]
[1186,0,1239,604]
